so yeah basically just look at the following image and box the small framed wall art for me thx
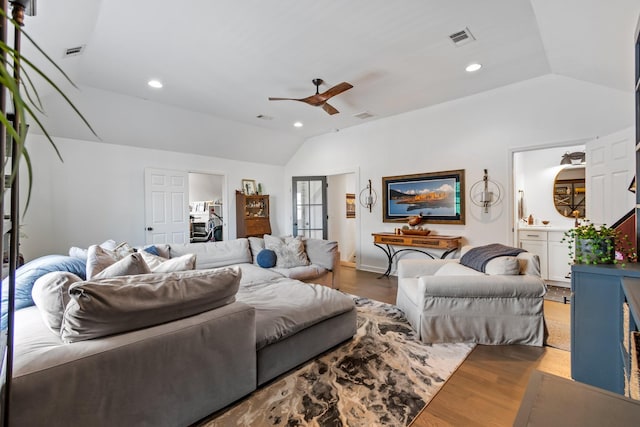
[242,179,257,195]
[346,193,356,218]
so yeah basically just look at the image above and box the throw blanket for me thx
[459,243,525,273]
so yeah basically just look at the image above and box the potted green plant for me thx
[562,221,637,265]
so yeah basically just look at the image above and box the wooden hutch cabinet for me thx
[236,191,271,238]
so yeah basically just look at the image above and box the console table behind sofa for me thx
[372,232,461,277]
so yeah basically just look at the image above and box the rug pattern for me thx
[204,297,475,427]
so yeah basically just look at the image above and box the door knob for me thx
[146,227,153,231]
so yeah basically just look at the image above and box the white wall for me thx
[285,74,633,274]
[19,136,285,261]
[327,173,356,262]
[189,173,223,203]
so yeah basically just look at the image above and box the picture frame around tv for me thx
[382,169,465,224]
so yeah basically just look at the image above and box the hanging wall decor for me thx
[470,169,502,213]
[359,179,378,213]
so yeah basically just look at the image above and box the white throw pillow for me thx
[484,256,520,275]
[139,251,196,273]
[32,271,83,333]
[263,235,310,268]
[69,239,117,261]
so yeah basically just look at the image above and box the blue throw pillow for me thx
[1,255,87,329]
[256,249,277,268]
[143,245,160,256]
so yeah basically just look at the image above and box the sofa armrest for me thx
[397,259,456,278]
[419,274,546,298]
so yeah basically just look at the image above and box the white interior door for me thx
[586,128,635,226]
[144,168,189,245]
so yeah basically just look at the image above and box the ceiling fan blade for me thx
[318,82,353,101]
[296,82,354,106]
[322,103,339,115]
[268,97,303,101]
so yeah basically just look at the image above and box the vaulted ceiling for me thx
[19,0,640,165]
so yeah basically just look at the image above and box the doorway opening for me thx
[189,172,225,243]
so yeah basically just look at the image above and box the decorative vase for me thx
[575,237,615,264]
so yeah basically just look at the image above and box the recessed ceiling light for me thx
[465,63,482,72]
[148,79,163,88]
[293,122,303,128]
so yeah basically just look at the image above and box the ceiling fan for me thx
[269,78,353,115]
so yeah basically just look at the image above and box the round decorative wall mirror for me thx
[553,166,585,218]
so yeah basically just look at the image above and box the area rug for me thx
[544,285,571,304]
[200,297,475,427]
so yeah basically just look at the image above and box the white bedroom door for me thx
[144,168,190,245]
[586,128,635,226]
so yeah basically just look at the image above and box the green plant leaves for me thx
[563,221,637,265]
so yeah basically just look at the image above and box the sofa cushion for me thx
[271,265,327,281]
[31,271,83,333]
[248,237,265,264]
[1,255,87,329]
[434,262,485,276]
[256,250,277,268]
[92,253,152,279]
[237,263,284,286]
[516,252,541,276]
[139,251,196,273]
[170,240,251,269]
[60,267,242,343]
[86,245,121,279]
[484,256,520,275]
[235,278,354,350]
[263,235,310,268]
[303,238,338,270]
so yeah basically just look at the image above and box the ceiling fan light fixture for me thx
[560,151,585,165]
[465,63,482,72]
[148,79,163,89]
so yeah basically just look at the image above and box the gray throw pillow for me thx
[263,235,310,268]
[92,253,152,279]
[61,267,242,343]
[86,245,119,279]
[32,271,83,333]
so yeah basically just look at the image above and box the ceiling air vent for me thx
[353,111,374,120]
[63,45,85,58]
[449,28,475,46]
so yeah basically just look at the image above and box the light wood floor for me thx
[338,265,571,426]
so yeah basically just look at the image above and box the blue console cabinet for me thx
[571,263,640,395]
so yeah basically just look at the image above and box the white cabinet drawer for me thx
[519,231,547,241]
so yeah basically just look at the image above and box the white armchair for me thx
[396,249,546,346]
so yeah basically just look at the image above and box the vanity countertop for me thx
[518,225,571,232]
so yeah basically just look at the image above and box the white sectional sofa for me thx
[6,236,355,427]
